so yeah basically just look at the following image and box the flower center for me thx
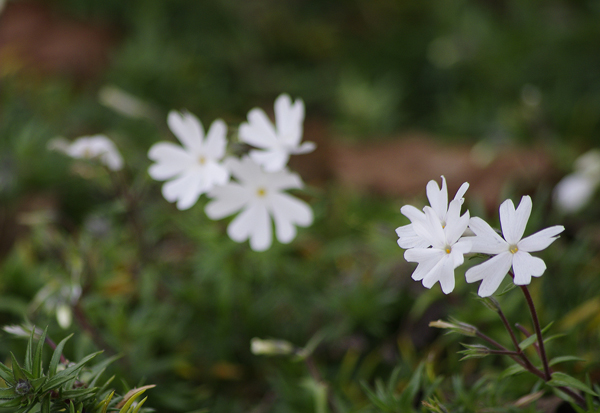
[83,148,92,158]
[197,155,206,165]
[509,244,519,254]
[445,246,452,254]
[256,187,267,198]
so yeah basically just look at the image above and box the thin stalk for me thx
[496,306,544,378]
[519,285,551,380]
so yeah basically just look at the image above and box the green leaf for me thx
[497,282,517,296]
[518,334,538,351]
[547,372,598,396]
[30,376,46,391]
[117,386,155,413]
[0,362,15,385]
[499,364,526,379]
[40,394,50,413]
[541,321,555,334]
[131,396,148,413]
[543,333,566,344]
[49,334,73,378]
[0,387,17,400]
[398,363,423,409]
[42,351,101,392]
[24,329,34,373]
[98,390,115,413]
[10,353,26,382]
[549,356,586,366]
[33,327,48,379]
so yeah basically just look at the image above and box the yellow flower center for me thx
[509,245,519,254]
[445,247,452,254]
[198,155,206,165]
[256,187,267,197]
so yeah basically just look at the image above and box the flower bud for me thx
[429,319,477,337]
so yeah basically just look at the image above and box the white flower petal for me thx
[225,156,265,185]
[468,216,507,254]
[422,255,455,294]
[396,224,431,249]
[228,203,261,242]
[274,94,304,146]
[161,170,203,210]
[148,142,193,180]
[205,184,251,220]
[249,149,289,172]
[249,205,273,251]
[412,207,444,248]
[239,108,279,148]
[444,200,469,245]
[512,251,546,285]
[204,119,228,159]
[167,111,204,152]
[518,225,564,252]
[203,161,230,188]
[405,248,445,281]
[426,176,448,222]
[453,182,470,203]
[500,196,531,244]
[270,192,313,227]
[291,141,316,154]
[400,205,426,224]
[267,170,304,191]
[450,238,471,267]
[465,252,513,297]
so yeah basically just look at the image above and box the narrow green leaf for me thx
[541,321,555,334]
[518,334,538,351]
[10,353,26,382]
[42,351,101,392]
[497,282,517,296]
[0,362,15,385]
[40,394,50,413]
[499,364,526,379]
[24,329,34,373]
[30,376,46,391]
[399,363,423,409]
[131,396,148,413]
[98,390,115,413]
[0,387,17,400]
[547,372,598,396]
[118,388,150,413]
[543,333,566,344]
[549,356,586,366]
[49,334,73,378]
[33,327,48,379]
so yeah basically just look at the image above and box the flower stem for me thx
[519,285,551,380]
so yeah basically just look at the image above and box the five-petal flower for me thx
[404,199,472,294]
[396,176,469,249]
[205,156,313,251]
[466,196,564,297]
[48,135,124,171]
[239,94,316,172]
[148,111,230,210]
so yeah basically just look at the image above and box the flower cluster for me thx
[148,94,315,251]
[49,94,315,252]
[397,177,564,296]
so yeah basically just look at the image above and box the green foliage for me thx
[0,330,153,413]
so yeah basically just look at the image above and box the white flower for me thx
[553,150,600,213]
[48,135,124,171]
[466,196,564,297]
[205,156,313,251]
[404,199,471,294]
[148,111,230,210]
[239,93,316,172]
[396,176,469,249]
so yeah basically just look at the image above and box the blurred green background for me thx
[1,0,600,412]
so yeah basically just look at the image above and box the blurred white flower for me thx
[404,199,471,294]
[98,85,154,119]
[396,176,469,249]
[148,111,230,210]
[48,135,124,171]
[250,338,295,356]
[3,324,44,339]
[466,196,564,297]
[239,94,316,172]
[553,150,600,213]
[205,156,313,251]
